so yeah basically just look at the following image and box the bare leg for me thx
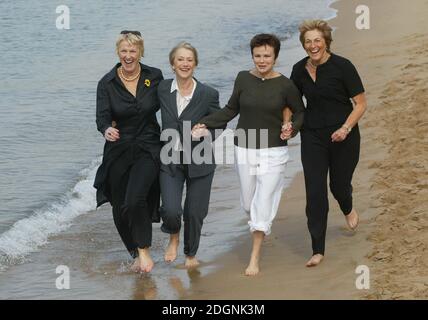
[345,208,359,231]
[306,254,324,267]
[137,247,154,273]
[185,256,200,268]
[245,231,264,276]
[164,233,179,263]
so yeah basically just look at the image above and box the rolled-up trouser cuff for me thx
[248,221,272,236]
[160,223,180,235]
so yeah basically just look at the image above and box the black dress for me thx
[94,62,163,258]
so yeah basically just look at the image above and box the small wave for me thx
[0,158,102,271]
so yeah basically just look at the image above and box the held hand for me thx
[192,128,210,140]
[280,122,293,140]
[331,127,349,142]
[104,127,120,142]
[191,123,208,139]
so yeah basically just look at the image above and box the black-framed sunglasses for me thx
[120,30,142,37]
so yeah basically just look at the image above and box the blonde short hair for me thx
[115,33,144,59]
[169,41,199,66]
[299,19,333,52]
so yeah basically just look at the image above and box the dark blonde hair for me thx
[299,19,333,52]
[169,41,199,66]
[115,32,144,59]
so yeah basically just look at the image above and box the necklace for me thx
[253,70,275,81]
[119,65,141,82]
[307,59,318,69]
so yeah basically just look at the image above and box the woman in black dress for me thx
[94,31,163,273]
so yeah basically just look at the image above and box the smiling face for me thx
[172,48,196,81]
[252,45,276,77]
[303,29,328,64]
[118,40,140,74]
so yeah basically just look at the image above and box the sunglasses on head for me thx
[120,30,142,37]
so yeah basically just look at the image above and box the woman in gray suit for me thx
[157,42,222,268]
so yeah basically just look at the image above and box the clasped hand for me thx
[104,127,120,142]
[191,123,210,139]
[280,122,293,140]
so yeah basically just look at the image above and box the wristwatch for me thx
[342,124,352,133]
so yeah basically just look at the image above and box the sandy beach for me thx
[182,0,428,300]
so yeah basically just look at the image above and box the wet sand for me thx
[182,0,428,299]
[184,172,367,299]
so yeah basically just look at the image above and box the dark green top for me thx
[200,71,305,149]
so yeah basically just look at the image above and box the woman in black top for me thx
[94,31,163,273]
[289,20,367,267]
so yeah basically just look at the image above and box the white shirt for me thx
[170,78,197,117]
[170,78,197,151]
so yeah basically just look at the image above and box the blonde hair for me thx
[115,33,144,59]
[169,41,199,66]
[299,19,333,52]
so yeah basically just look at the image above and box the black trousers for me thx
[108,147,158,258]
[159,166,214,257]
[301,125,360,255]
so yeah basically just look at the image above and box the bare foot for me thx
[164,233,179,263]
[185,256,200,268]
[138,248,154,273]
[306,254,324,267]
[245,257,260,276]
[245,231,264,276]
[130,258,140,273]
[345,209,359,231]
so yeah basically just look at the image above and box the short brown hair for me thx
[169,41,199,66]
[299,19,333,52]
[250,34,281,59]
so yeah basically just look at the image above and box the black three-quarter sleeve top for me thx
[94,62,163,208]
[199,71,305,149]
[290,53,364,129]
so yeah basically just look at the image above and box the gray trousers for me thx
[159,166,214,257]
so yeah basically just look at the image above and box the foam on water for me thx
[0,158,101,271]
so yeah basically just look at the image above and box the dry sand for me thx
[182,0,428,299]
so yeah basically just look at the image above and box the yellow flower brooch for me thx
[144,79,151,87]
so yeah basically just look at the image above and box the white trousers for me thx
[234,145,289,235]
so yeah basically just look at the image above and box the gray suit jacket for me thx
[158,78,222,178]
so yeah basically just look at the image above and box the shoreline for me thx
[182,0,428,299]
